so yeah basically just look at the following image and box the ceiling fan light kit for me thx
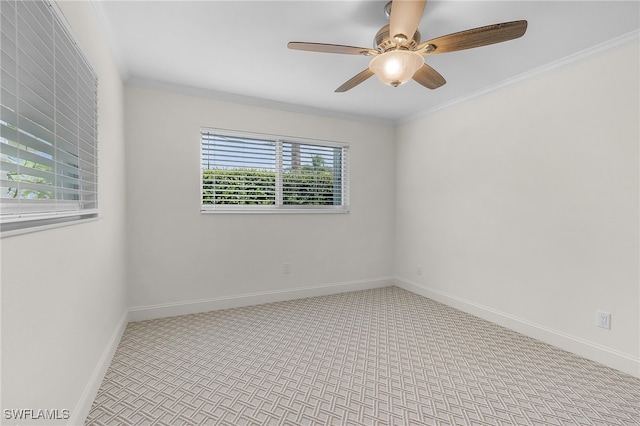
[369,50,424,87]
[288,0,527,93]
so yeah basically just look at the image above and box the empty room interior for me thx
[1,0,639,425]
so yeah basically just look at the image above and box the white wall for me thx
[0,2,128,424]
[2,7,635,425]
[124,86,396,319]
[395,44,639,376]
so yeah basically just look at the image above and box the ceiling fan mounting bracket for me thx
[384,1,393,20]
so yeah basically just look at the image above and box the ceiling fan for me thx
[288,0,527,92]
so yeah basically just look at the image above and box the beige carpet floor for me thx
[85,286,640,425]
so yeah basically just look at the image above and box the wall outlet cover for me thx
[597,311,611,330]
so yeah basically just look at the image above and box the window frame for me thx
[0,0,99,237]
[200,128,349,214]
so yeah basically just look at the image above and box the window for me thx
[201,129,349,212]
[0,0,98,235]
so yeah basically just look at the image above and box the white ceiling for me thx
[94,1,639,124]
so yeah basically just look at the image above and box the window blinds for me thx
[0,0,98,229]
[202,133,278,206]
[201,129,349,212]
[281,141,345,207]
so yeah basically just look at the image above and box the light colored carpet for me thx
[85,286,640,425]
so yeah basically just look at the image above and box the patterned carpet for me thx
[85,287,640,425]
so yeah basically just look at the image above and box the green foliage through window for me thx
[201,130,348,211]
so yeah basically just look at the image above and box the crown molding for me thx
[88,0,129,80]
[125,77,396,127]
[403,29,640,124]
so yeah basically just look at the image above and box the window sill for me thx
[201,207,350,215]
[1,214,100,238]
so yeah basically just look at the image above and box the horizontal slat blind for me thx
[0,0,98,227]
[281,141,347,207]
[202,132,277,206]
[201,129,349,212]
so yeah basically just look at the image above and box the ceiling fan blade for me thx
[335,69,375,92]
[288,42,378,56]
[412,63,446,89]
[389,0,426,46]
[416,20,528,55]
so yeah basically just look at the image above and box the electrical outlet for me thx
[597,311,611,330]
[283,263,291,274]
[417,266,422,275]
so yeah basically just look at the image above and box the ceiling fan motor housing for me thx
[374,24,421,52]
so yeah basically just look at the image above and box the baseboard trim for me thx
[395,278,640,378]
[69,310,129,425]
[128,277,394,322]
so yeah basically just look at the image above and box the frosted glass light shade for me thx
[369,50,423,87]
